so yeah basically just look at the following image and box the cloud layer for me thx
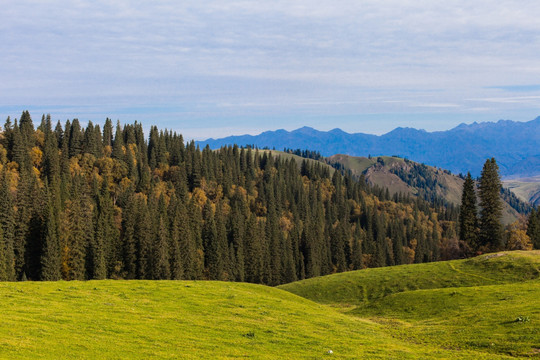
[2,1,540,138]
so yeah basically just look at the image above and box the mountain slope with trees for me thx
[325,154,529,224]
[0,111,462,283]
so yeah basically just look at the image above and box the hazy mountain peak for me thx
[198,117,540,177]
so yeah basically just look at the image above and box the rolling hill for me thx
[199,117,540,178]
[1,252,538,359]
[279,250,540,358]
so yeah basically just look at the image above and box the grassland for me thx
[1,252,538,359]
[280,251,540,358]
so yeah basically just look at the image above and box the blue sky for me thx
[2,1,540,140]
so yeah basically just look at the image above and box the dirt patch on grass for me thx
[482,253,507,260]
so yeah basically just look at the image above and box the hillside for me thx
[327,154,526,224]
[2,253,536,359]
[503,176,540,207]
[279,251,540,358]
[0,280,513,359]
[199,117,540,178]
[0,112,464,285]
[328,155,463,204]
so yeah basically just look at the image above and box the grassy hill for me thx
[261,149,335,175]
[1,279,516,360]
[503,176,540,207]
[328,154,467,205]
[1,253,538,358]
[327,154,525,223]
[279,251,540,358]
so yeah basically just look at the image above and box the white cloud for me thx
[1,1,540,135]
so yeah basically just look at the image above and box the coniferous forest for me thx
[0,111,475,283]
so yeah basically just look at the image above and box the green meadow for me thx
[1,251,539,359]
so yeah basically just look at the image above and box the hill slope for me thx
[328,154,527,223]
[0,280,509,359]
[199,117,540,178]
[503,176,540,206]
[279,251,540,357]
[328,155,463,203]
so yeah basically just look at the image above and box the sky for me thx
[1,1,540,140]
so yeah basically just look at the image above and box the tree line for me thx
[0,111,467,283]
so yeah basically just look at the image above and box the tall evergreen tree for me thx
[527,209,540,249]
[478,158,504,251]
[202,200,221,280]
[459,172,478,250]
[102,118,113,148]
[41,186,61,281]
[153,195,171,279]
[0,171,16,280]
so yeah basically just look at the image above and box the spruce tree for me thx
[121,193,137,279]
[153,195,171,279]
[112,121,124,161]
[459,172,478,250]
[478,158,504,251]
[168,196,183,280]
[0,171,16,280]
[41,191,61,281]
[0,216,6,281]
[244,214,263,283]
[103,118,113,148]
[527,209,540,249]
[177,199,196,279]
[202,200,220,279]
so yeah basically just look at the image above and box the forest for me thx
[0,111,528,284]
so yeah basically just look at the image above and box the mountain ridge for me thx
[198,117,540,177]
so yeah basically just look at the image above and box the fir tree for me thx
[0,171,16,280]
[478,158,504,251]
[103,118,113,148]
[40,187,61,281]
[202,200,221,279]
[527,209,540,249]
[459,172,478,250]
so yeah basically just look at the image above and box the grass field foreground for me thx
[0,279,504,359]
[279,251,540,357]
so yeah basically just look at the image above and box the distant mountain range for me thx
[199,117,540,178]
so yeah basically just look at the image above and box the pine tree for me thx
[103,118,113,148]
[60,176,92,280]
[202,200,221,279]
[153,195,171,279]
[92,213,108,279]
[459,172,478,250]
[41,186,61,281]
[215,203,229,280]
[135,197,152,279]
[121,193,137,279]
[177,199,195,279]
[527,209,540,249]
[0,171,16,280]
[112,121,125,161]
[478,158,504,251]
[168,196,183,280]
[244,214,263,283]
[68,118,83,157]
